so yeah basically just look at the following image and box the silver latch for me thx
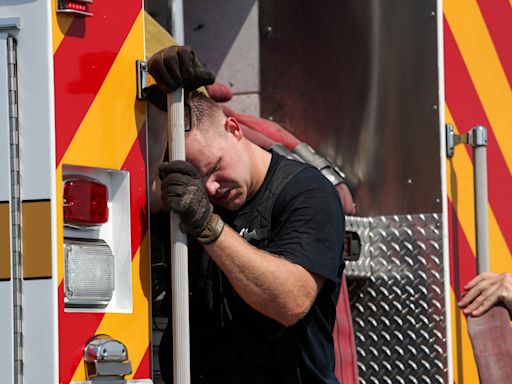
[84,334,132,380]
[136,60,147,100]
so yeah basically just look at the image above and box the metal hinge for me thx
[7,34,23,384]
[136,60,147,100]
[446,123,488,158]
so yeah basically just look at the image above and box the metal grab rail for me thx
[446,124,489,273]
[168,89,191,384]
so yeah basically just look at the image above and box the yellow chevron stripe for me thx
[71,235,151,381]
[450,289,478,384]
[60,10,145,170]
[444,0,512,171]
[51,1,74,53]
[446,107,512,271]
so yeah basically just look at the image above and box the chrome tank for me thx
[260,0,441,217]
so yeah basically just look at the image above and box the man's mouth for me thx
[217,189,231,201]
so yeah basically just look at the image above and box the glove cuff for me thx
[196,212,225,245]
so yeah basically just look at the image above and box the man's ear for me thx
[225,116,244,141]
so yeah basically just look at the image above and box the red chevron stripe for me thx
[444,17,512,255]
[53,1,141,165]
[58,284,105,383]
[122,123,148,254]
[58,125,148,382]
[133,345,152,379]
[477,0,512,87]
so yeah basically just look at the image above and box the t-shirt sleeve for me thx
[265,168,345,285]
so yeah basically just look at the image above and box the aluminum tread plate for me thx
[346,214,447,384]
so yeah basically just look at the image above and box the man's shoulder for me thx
[276,159,339,201]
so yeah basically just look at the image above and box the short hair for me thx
[185,91,225,136]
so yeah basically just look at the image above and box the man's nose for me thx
[203,176,219,197]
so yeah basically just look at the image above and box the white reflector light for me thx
[64,239,115,307]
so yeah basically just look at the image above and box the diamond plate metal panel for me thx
[346,214,448,384]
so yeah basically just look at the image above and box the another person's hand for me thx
[148,45,215,93]
[159,160,224,244]
[458,272,512,317]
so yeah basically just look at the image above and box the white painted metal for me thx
[0,34,12,201]
[22,280,55,384]
[0,31,15,384]
[437,0,454,382]
[0,0,58,381]
[168,89,191,384]
[0,283,14,384]
[10,1,54,202]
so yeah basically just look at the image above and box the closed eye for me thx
[205,158,221,177]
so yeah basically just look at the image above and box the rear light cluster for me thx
[64,178,109,227]
[62,167,132,312]
[63,175,114,308]
[57,0,93,16]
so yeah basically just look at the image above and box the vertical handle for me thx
[446,124,489,273]
[168,1,189,382]
[168,89,191,384]
[471,126,489,273]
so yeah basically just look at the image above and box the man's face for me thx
[186,122,252,211]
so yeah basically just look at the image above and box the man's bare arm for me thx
[204,225,325,327]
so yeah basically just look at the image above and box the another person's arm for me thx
[458,272,512,316]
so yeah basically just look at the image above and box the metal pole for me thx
[471,126,489,273]
[168,90,190,384]
[169,4,190,382]
[170,0,184,45]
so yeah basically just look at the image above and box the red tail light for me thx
[66,1,87,12]
[57,0,93,16]
[64,178,109,226]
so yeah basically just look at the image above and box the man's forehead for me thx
[185,135,218,172]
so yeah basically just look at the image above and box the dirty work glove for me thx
[148,45,216,93]
[143,84,167,111]
[159,160,224,244]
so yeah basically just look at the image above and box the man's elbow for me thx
[278,298,314,327]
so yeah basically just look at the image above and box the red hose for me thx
[240,124,276,149]
[232,112,301,150]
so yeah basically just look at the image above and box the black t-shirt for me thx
[161,152,345,384]
[199,152,345,384]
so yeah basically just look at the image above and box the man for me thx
[148,46,345,384]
